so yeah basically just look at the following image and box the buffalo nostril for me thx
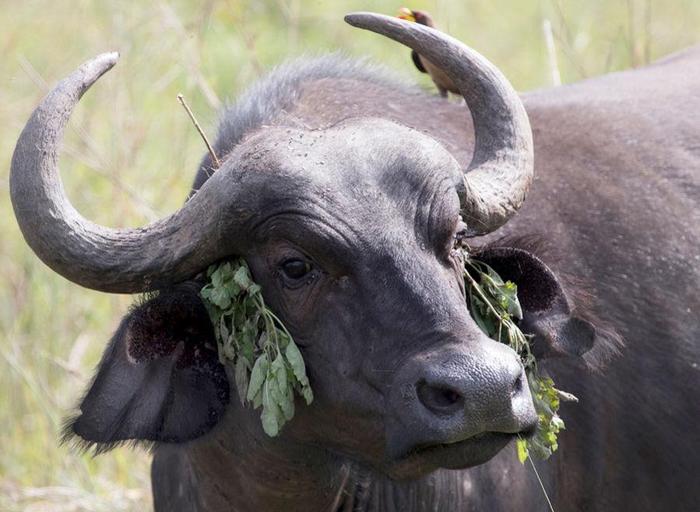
[416,380,465,415]
[511,372,524,397]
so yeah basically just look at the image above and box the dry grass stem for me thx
[177,93,220,169]
[543,19,562,86]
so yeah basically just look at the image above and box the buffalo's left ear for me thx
[473,247,595,359]
[64,283,229,451]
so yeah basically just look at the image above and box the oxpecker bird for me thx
[398,7,459,97]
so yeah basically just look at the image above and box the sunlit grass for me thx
[1,1,698,510]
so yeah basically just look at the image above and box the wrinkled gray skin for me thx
[147,48,700,510]
[10,18,700,512]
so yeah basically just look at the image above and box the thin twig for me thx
[328,464,352,512]
[528,456,555,512]
[177,93,220,169]
[463,262,503,320]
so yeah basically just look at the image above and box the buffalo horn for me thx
[345,12,534,235]
[10,53,242,293]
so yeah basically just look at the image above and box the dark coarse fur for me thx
[191,53,415,191]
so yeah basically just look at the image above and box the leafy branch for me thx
[463,253,575,462]
[200,260,312,437]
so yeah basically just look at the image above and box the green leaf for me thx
[211,263,232,288]
[200,285,213,301]
[470,300,497,337]
[247,354,269,403]
[224,279,241,298]
[302,385,313,405]
[208,287,231,310]
[551,415,565,430]
[270,376,295,422]
[271,353,287,391]
[257,331,269,351]
[280,392,295,421]
[285,341,310,386]
[276,330,291,351]
[261,379,281,437]
[501,281,523,320]
[219,316,230,344]
[210,266,224,288]
[484,264,505,285]
[221,338,236,361]
[238,322,257,363]
[516,438,529,463]
[233,264,252,290]
[234,357,249,405]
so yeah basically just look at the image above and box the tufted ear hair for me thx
[473,246,596,360]
[64,282,229,452]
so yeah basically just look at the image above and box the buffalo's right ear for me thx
[64,283,229,451]
[473,246,596,360]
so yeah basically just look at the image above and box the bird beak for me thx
[397,7,416,23]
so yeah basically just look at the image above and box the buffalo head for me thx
[10,13,580,479]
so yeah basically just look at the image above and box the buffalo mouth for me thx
[413,431,515,468]
[385,431,525,479]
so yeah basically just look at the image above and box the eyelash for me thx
[277,258,318,289]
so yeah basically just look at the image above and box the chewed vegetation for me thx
[1,1,698,510]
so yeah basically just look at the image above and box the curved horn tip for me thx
[70,52,120,92]
[344,12,395,28]
[343,12,365,25]
[98,51,120,65]
[81,51,120,77]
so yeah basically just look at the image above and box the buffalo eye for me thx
[278,258,315,287]
[453,221,469,249]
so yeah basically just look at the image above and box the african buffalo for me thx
[10,12,699,512]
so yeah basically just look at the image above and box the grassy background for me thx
[1,1,698,510]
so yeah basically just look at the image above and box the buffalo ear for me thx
[65,283,229,451]
[473,247,595,359]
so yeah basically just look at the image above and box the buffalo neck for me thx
[184,397,345,511]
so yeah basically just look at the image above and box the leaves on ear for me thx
[200,258,313,437]
[463,253,576,462]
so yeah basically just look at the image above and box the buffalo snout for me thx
[386,340,537,463]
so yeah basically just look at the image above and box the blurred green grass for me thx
[1,1,698,510]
